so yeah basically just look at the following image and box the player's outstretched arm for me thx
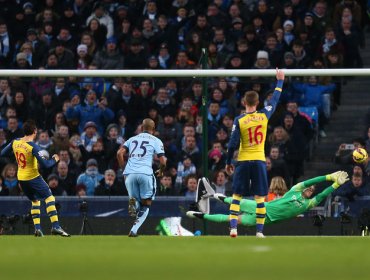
[264,68,285,119]
[276,68,285,81]
[290,175,328,192]
[308,172,349,208]
[291,171,347,192]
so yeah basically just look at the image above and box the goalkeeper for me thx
[187,171,349,226]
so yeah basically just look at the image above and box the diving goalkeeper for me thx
[187,171,349,226]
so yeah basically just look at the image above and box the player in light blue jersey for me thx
[117,118,166,237]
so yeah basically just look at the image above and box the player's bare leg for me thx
[128,197,137,217]
[128,198,151,237]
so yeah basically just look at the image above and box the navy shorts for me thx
[232,160,268,196]
[19,176,52,201]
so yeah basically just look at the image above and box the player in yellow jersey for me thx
[226,68,285,238]
[0,120,70,237]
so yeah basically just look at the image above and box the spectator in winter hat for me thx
[283,20,295,47]
[14,52,31,69]
[77,44,88,53]
[76,158,104,196]
[282,51,296,69]
[254,50,271,69]
[76,44,92,69]
[92,36,124,69]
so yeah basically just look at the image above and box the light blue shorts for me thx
[125,174,157,201]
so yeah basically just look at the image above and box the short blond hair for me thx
[242,91,259,106]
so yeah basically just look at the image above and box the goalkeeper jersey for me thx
[238,176,335,222]
[266,178,335,222]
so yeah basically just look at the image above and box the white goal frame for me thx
[0,68,369,78]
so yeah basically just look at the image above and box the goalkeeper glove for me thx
[336,171,349,185]
[332,171,349,189]
[326,171,343,182]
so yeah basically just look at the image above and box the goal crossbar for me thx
[0,68,369,78]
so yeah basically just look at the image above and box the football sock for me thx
[204,214,229,223]
[255,197,266,233]
[45,196,60,228]
[31,200,41,231]
[229,194,242,229]
[130,206,149,234]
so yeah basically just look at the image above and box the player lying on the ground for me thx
[187,171,349,226]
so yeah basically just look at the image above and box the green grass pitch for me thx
[1,236,369,280]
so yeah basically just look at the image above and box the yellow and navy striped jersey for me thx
[12,139,38,180]
[234,111,269,161]
[226,80,284,163]
[0,138,57,181]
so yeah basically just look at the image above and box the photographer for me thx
[334,138,366,166]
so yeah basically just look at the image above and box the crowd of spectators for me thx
[0,0,369,197]
[332,119,370,216]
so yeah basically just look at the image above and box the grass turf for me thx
[1,236,369,280]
